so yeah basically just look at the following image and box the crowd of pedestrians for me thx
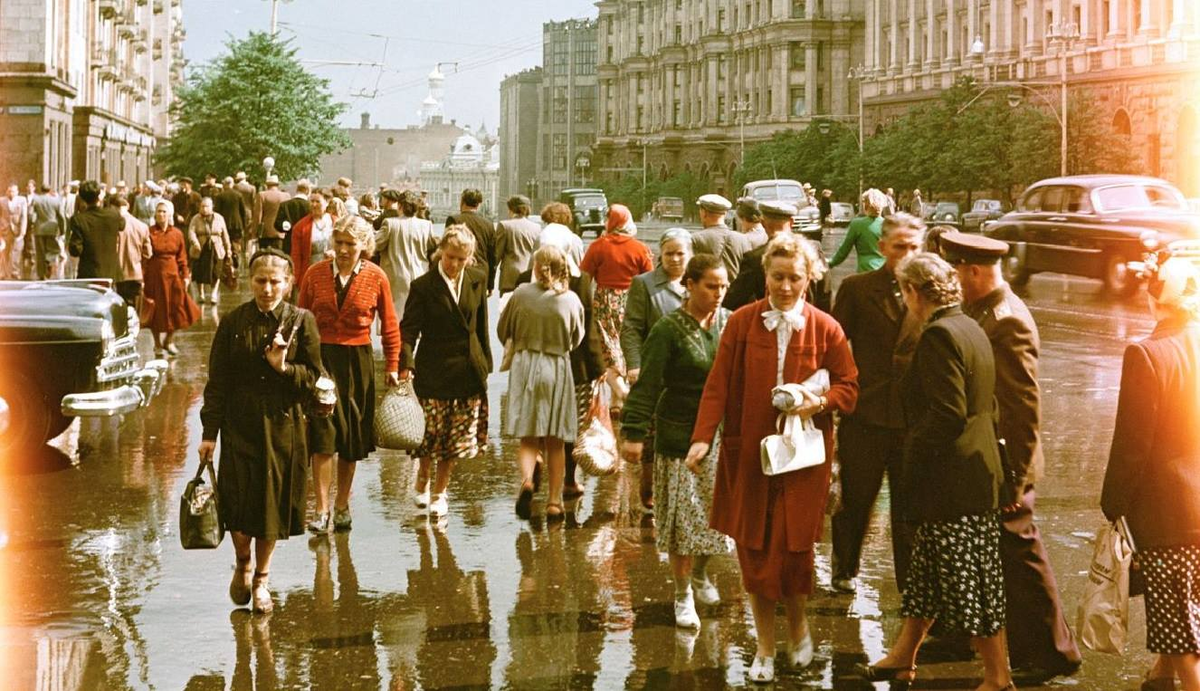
[7,171,1198,689]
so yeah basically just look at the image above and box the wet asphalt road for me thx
[0,222,1161,689]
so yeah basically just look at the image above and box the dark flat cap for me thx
[379,188,403,201]
[940,231,1009,264]
[760,200,798,218]
[735,197,761,219]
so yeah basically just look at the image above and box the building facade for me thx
[0,0,186,189]
[498,67,543,202]
[593,0,865,194]
[536,18,599,205]
[317,111,466,190]
[860,0,1200,194]
[419,129,501,220]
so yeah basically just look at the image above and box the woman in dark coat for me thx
[400,225,493,519]
[859,252,1013,691]
[688,233,859,683]
[198,249,323,614]
[1102,254,1200,690]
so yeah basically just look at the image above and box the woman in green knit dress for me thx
[620,254,734,629]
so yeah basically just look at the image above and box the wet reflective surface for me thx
[0,225,1161,689]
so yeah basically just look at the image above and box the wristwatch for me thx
[817,395,828,413]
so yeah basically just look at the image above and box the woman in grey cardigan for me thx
[499,245,585,521]
[620,227,691,511]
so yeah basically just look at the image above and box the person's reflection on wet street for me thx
[228,610,275,691]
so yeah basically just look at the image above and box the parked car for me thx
[925,201,962,228]
[0,280,167,449]
[985,175,1200,296]
[652,196,684,222]
[741,179,822,241]
[962,199,1006,233]
[829,202,855,227]
[558,188,608,237]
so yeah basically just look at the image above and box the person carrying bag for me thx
[1077,517,1136,654]
[180,459,223,549]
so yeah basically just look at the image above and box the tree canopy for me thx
[156,32,351,182]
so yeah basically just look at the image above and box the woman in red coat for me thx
[688,233,858,684]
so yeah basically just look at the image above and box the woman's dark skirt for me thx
[192,240,220,286]
[1142,544,1200,654]
[310,343,376,462]
[901,511,1006,637]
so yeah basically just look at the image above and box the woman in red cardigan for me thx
[298,215,401,533]
[579,204,653,375]
[687,233,859,684]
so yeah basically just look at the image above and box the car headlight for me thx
[1140,230,1160,250]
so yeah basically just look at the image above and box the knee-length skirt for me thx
[192,241,220,286]
[654,447,732,556]
[413,395,488,461]
[503,350,577,441]
[735,480,815,600]
[1142,544,1200,654]
[310,343,376,462]
[901,512,1006,637]
[593,286,629,372]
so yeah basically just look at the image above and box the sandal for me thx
[855,663,916,689]
[546,501,565,522]
[515,482,534,520]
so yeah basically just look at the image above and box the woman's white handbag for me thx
[760,412,826,476]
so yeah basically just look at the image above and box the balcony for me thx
[117,18,136,39]
[98,0,119,18]
[153,0,163,12]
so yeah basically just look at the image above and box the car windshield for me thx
[750,184,805,205]
[1094,184,1187,212]
[573,195,606,209]
[936,203,958,212]
[973,200,999,211]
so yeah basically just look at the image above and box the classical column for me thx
[1138,0,1156,34]
[890,0,901,72]
[967,0,978,54]
[925,0,937,66]
[1169,0,1191,37]
[865,0,876,70]
[776,45,789,119]
[805,43,818,115]
[907,0,919,67]
[989,0,1000,55]
[946,0,958,65]
[1029,0,1045,55]
[1108,0,1122,37]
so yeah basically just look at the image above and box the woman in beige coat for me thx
[187,196,232,304]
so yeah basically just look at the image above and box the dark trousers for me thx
[1001,490,1082,670]
[257,236,282,251]
[115,280,142,306]
[831,417,916,592]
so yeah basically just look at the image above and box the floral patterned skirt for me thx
[593,286,629,372]
[901,512,1006,637]
[653,449,732,556]
[413,395,488,461]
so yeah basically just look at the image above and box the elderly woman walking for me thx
[689,233,859,683]
[199,248,323,613]
[144,201,200,357]
[579,204,653,375]
[499,245,585,521]
[622,254,733,629]
[829,188,890,273]
[859,252,1013,691]
[1103,253,1200,691]
[298,215,402,533]
[375,189,438,320]
[187,196,232,304]
[401,226,492,518]
[621,227,692,511]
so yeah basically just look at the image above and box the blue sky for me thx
[182,0,597,131]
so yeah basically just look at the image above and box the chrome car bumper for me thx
[61,359,168,417]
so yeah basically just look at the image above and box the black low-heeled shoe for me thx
[854,663,916,689]
[515,483,534,520]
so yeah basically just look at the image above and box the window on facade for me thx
[553,87,568,123]
[718,8,726,32]
[790,42,806,69]
[817,41,825,70]
[767,88,773,113]
[606,112,615,133]
[637,35,644,54]
[673,66,681,87]
[552,133,567,170]
[554,40,569,75]
[791,88,805,117]
[817,0,825,17]
[674,24,682,43]
[576,40,596,75]
[575,86,596,123]
[717,95,726,123]
[816,86,824,114]
[607,45,614,62]
[673,100,682,127]
[637,105,645,132]
[792,0,805,18]
[718,56,727,80]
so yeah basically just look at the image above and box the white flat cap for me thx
[696,194,732,212]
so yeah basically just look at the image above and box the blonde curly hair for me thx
[761,232,827,282]
[896,252,962,306]
[332,214,376,259]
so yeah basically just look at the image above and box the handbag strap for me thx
[195,459,217,487]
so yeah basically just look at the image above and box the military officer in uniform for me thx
[828,212,925,593]
[691,194,752,279]
[723,200,794,311]
[942,231,1082,680]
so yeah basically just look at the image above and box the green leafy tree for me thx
[734,125,859,200]
[1066,89,1144,176]
[156,32,351,182]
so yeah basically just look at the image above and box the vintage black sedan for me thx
[985,175,1200,296]
[0,280,166,449]
[961,199,1006,233]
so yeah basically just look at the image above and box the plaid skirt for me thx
[1142,545,1200,654]
[413,395,489,461]
[593,286,629,372]
[901,512,1006,637]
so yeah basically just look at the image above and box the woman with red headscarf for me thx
[579,204,653,376]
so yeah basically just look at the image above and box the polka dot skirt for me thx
[1142,545,1200,655]
[901,512,1006,638]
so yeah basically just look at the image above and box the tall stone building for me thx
[860,0,1200,194]
[317,111,465,189]
[0,0,186,188]
[593,0,865,195]
[499,67,543,202]
[536,18,599,204]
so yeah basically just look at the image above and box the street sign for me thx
[7,105,43,115]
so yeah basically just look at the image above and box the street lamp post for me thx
[1047,22,1080,177]
[846,65,868,197]
[732,98,753,166]
[262,156,275,187]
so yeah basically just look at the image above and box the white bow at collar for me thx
[762,306,806,333]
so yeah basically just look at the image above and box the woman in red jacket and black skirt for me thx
[298,214,401,533]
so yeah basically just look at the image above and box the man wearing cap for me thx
[255,175,290,251]
[494,195,541,296]
[692,194,752,279]
[199,174,219,200]
[736,197,768,249]
[373,188,401,231]
[723,200,795,310]
[828,213,926,595]
[172,177,201,228]
[943,230,1082,679]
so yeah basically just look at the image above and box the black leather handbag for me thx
[180,461,224,549]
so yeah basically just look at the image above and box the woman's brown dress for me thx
[142,224,199,333]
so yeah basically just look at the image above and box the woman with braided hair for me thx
[859,252,1014,691]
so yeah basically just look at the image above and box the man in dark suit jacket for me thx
[214,177,248,258]
[68,180,123,283]
[947,231,1082,679]
[445,188,497,294]
[723,200,793,311]
[172,177,201,228]
[275,180,312,254]
[828,213,925,594]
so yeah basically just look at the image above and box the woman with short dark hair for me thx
[375,189,438,320]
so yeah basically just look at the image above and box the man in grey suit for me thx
[28,184,67,279]
[493,195,541,296]
[254,175,290,251]
[690,194,752,279]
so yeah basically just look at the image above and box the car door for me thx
[1056,185,1107,278]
